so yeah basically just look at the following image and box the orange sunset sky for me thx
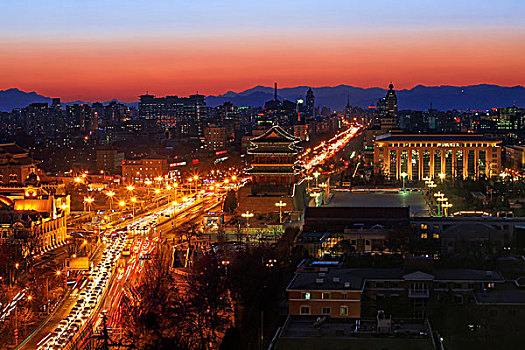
[1,0,524,101]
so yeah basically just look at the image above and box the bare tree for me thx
[15,224,41,270]
[121,246,190,350]
[184,253,232,349]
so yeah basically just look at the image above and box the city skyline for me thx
[1,0,524,101]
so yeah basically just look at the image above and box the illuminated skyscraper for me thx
[305,88,315,118]
[377,83,398,131]
[385,83,398,117]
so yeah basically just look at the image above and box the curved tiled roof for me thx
[250,124,300,143]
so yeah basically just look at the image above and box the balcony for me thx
[408,289,430,298]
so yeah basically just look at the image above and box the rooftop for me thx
[474,281,525,305]
[322,190,430,217]
[250,124,300,143]
[376,133,500,143]
[0,143,29,155]
[275,315,436,350]
[305,206,410,222]
[287,267,504,291]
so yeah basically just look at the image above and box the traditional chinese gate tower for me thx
[246,124,302,195]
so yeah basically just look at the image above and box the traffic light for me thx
[14,329,18,339]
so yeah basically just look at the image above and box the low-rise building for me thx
[410,216,525,255]
[273,315,438,350]
[286,260,504,320]
[0,143,39,185]
[505,145,525,171]
[122,154,168,183]
[0,190,68,254]
[297,225,390,258]
[374,133,502,180]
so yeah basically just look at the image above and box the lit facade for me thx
[0,143,38,185]
[0,185,69,254]
[204,125,227,151]
[138,93,207,135]
[374,134,501,180]
[246,124,301,195]
[96,146,124,172]
[122,155,168,183]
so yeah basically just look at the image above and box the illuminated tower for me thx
[246,124,302,195]
[385,83,398,117]
[378,83,399,132]
[305,88,315,118]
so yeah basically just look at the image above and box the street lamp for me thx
[154,188,161,208]
[131,197,137,223]
[166,185,173,202]
[56,269,66,290]
[438,173,446,183]
[126,185,135,199]
[313,171,320,187]
[437,197,447,217]
[305,176,313,189]
[442,202,453,217]
[275,201,287,223]
[144,179,152,195]
[193,175,199,191]
[434,192,445,216]
[242,211,254,227]
[400,172,408,192]
[173,183,179,197]
[84,197,94,213]
[105,191,115,212]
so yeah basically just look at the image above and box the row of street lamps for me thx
[241,200,288,228]
[424,177,453,217]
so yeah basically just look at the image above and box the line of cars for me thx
[38,234,127,350]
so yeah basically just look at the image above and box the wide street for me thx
[17,186,226,350]
[10,123,362,350]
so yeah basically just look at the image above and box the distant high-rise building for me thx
[49,98,64,135]
[263,83,299,126]
[138,94,207,136]
[216,101,241,139]
[377,83,399,132]
[385,83,398,117]
[22,103,48,136]
[216,102,239,125]
[92,102,105,126]
[66,104,96,132]
[96,146,124,173]
[204,124,227,151]
[305,88,315,118]
[496,106,524,131]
